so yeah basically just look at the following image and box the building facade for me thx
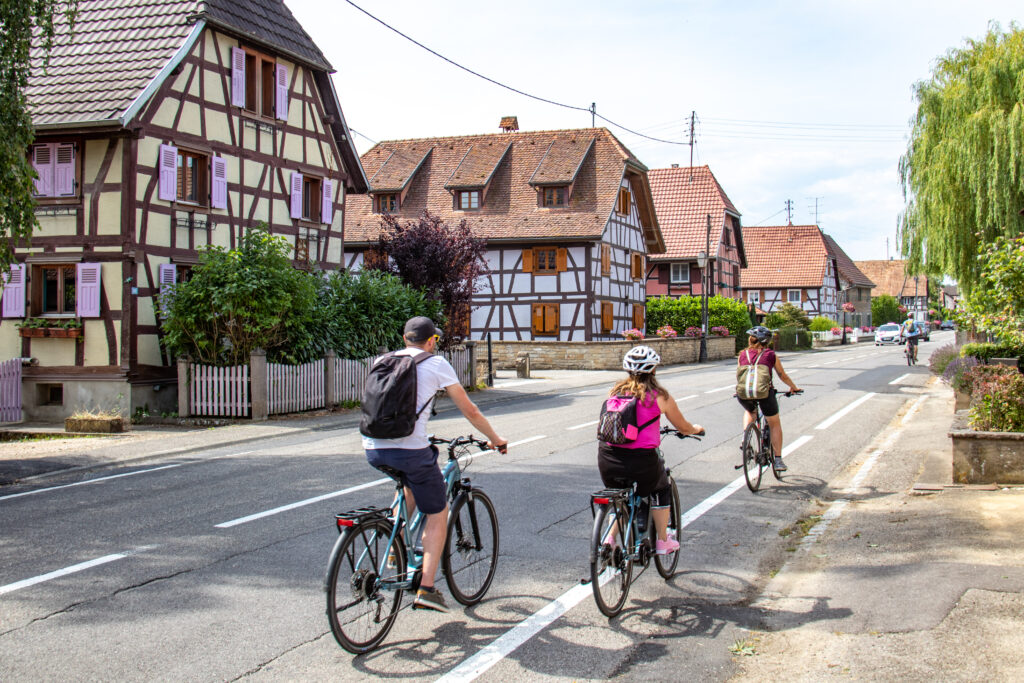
[740,225,840,319]
[822,234,875,328]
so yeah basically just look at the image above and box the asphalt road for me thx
[0,333,950,681]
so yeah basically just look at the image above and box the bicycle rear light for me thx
[336,518,355,528]
[592,497,610,505]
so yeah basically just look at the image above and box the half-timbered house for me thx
[344,126,665,341]
[1,0,368,420]
[854,259,930,323]
[645,165,746,300]
[822,234,874,328]
[739,225,840,318]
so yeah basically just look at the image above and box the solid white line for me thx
[889,373,911,385]
[566,421,598,431]
[704,385,734,394]
[900,394,928,426]
[438,433,815,683]
[676,394,698,402]
[216,435,550,528]
[822,360,840,365]
[0,546,156,596]
[815,393,876,430]
[215,478,391,528]
[493,379,551,389]
[782,435,814,457]
[0,465,183,503]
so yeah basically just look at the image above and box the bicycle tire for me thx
[590,501,632,617]
[325,519,406,655]
[443,489,500,606]
[742,423,764,492]
[654,477,682,578]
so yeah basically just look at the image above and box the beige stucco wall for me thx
[478,336,736,371]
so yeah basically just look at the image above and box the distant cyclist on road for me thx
[597,345,704,555]
[900,314,920,363]
[736,326,801,472]
[361,317,508,613]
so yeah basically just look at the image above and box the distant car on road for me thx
[875,323,901,346]
[914,321,931,341]
[940,320,955,330]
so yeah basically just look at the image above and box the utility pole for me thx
[590,103,596,128]
[688,110,696,177]
[785,199,794,225]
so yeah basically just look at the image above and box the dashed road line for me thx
[0,545,158,596]
[815,393,876,430]
[704,385,734,394]
[566,421,598,431]
[0,465,183,503]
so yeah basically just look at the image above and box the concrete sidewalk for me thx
[731,379,1024,681]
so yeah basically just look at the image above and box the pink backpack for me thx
[597,395,660,444]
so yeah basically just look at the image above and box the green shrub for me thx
[960,342,1024,362]
[809,316,837,332]
[774,325,812,351]
[945,356,980,393]
[929,343,960,376]
[763,303,810,330]
[968,367,1024,432]
[872,294,901,325]
[646,295,751,351]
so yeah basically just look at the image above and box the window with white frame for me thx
[748,290,760,304]
[670,262,690,284]
[788,289,802,303]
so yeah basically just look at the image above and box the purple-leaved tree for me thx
[368,211,488,347]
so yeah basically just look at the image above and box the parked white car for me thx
[874,323,901,345]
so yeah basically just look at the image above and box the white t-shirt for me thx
[361,348,461,450]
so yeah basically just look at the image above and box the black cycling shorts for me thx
[737,388,779,418]
[597,443,672,506]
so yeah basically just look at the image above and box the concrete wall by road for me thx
[477,336,735,372]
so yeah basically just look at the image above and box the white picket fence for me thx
[332,355,382,404]
[268,359,324,414]
[190,364,249,417]
[811,329,862,343]
[0,358,23,423]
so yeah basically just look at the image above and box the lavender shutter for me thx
[2,264,26,318]
[54,143,76,196]
[157,263,177,317]
[211,156,228,209]
[32,144,54,197]
[290,172,303,219]
[158,144,178,201]
[231,48,246,107]
[76,263,101,318]
[275,64,288,121]
[321,179,333,225]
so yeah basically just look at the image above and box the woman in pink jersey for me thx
[598,345,704,555]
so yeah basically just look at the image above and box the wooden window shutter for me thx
[522,248,534,273]
[32,144,54,197]
[658,264,669,285]
[231,48,246,107]
[210,156,228,209]
[532,303,543,334]
[632,253,643,280]
[157,263,177,317]
[321,179,333,225]
[601,244,610,275]
[547,303,560,334]
[275,63,289,121]
[556,248,567,272]
[633,304,644,331]
[54,143,75,196]
[601,301,613,332]
[158,144,177,201]
[290,171,303,219]
[2,264,26,318]
[76,263,101,318]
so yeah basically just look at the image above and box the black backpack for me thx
[359,351,435,439]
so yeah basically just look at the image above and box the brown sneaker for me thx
[413,586,449,613]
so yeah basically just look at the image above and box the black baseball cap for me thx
[404,316,443,342]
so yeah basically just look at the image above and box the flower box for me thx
[950,411,1024,484]
[18,328,45,338]
[46,327,81,338]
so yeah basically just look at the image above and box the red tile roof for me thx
[853,260,929,299]
[446,140,512,190]
[346,128,663,251]
[822,234,875,288]
[647,166,740,261]
[741,225,831,288]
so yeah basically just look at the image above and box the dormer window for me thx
[542,186,567,207]
[375,194,398,214]
[457,190,480,210]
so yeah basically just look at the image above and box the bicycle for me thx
[587,426,702,618]
[904,336,918,366]
[325,435,504,654]
[739,390,802,492]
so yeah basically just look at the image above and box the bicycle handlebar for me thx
[660,426,704,440]
[428,434,507,454]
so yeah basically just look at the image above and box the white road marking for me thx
[676,394,698,402]
[900,394,928,425]
[0,546,157,596]
[704,385,734,394]
[815,393,876,430]
[0,465,183,503]
[889,373,910,385]
[493,379,551,389]
[567,421,598,431]
[438,434,815,682]
[822,360,840,365]
[216,435,550,528]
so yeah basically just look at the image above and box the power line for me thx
[751,208,786,226]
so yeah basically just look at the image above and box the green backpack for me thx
[736,350,771,400]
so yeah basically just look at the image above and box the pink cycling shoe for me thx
[655,537,680,555]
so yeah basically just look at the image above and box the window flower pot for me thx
[19,328,45,338]
[47,328,82,338]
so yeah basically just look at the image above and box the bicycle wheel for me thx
[443,489,499,605]
[590,501,632,617]
[654,477,682,578]
[906,345,913,366]
[765,425,783,481]
[326,519,406,655]
[742,423,764,492]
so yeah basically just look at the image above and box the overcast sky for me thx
[288,0,1019,262]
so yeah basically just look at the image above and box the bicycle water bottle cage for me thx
[335,507,390,532]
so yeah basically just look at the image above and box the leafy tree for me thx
[646,295,751,350]
[809,316,838,332]
[160,227,317,365]
[308,269,443,360]
[763,302,810,330]
[957,235,1024,344]
[899,24,1024,292]
[0,2,78,271]
[368,211,488,347]
[871,294,901,325]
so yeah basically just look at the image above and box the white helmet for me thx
[623,345,661,374]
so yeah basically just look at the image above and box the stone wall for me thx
[476,336,735,372]
[950,410,1024,484]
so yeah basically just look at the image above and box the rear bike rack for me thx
[334,506,391,533]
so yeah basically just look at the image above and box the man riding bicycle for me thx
[900,314,920,363]
[362,317,507,613]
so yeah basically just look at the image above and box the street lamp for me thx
[697,212,711,363]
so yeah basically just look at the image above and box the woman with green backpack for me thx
[736,326,801,472]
